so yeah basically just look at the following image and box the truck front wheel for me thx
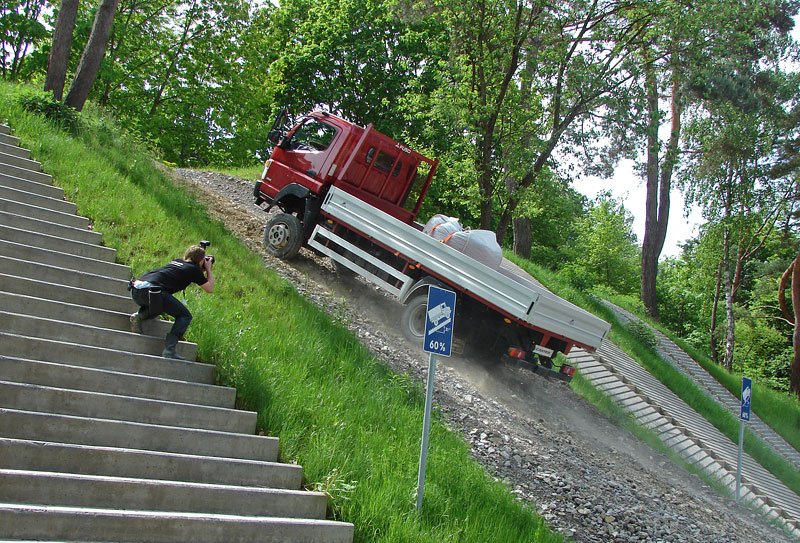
[264,213,303,259]
[400,295,428,343]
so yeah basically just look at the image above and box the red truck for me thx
[254,110,609,378]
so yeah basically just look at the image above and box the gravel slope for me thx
[173,168,794,543]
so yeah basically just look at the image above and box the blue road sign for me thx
[423,286,456,357]
[740,377,752,422]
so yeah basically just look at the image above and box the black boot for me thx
[162,333,186,360]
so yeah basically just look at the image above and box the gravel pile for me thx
[173,168,794,543]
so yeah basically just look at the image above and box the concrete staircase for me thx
[0,124,354,542]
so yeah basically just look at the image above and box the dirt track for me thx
[173,168,793,543]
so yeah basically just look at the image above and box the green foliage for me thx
[93,0,264,166]
[656,254,708,342]
[0,0,48,79]
[559,192,640,294]
[624,320,658,351]
[17,90,80,133]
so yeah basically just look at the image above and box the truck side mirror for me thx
[267,129,282,145]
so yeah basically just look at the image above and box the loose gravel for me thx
[173,168,794,543]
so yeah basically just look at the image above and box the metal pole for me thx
[736,419,744,502]
[416,352,437,511]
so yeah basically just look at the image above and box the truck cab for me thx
[254,111,438,232]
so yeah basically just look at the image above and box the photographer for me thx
[129,244,215,359]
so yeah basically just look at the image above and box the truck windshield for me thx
[288,119,337,152]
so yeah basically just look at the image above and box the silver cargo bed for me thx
[310,186,610,350]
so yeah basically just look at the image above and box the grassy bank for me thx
[0,82,564,542]
[506,255,800,498]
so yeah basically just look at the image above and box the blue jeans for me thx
[132,288,192,338]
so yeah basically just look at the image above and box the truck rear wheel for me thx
[400,294,428,343]
[264,213,303,259]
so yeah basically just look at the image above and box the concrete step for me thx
[0,311,197,360]
[0,183,73,214]
[0,356,234,408]
[0,160,51,183]
[0,274,139,314]
[0,223,116,261]
[0,504,355,543]
[0,290,171,337]
[0,132,19,146]
[0,209,101,244]
[0,210,103,245]
[0,171,63,198]
[0,333,214,383]
[0,469,328,519]
[0,438,303,490]
[0,150,41,171]
[0,249,131,286]
[0,141,30,159]
[0,381,256,434]
[0,409,279,462]
[0,196,90,229]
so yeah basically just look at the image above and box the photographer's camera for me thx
[200,240,215,264]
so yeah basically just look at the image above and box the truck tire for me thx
[400,294,428,342]
[264,213,303,259]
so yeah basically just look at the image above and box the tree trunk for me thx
[722,227,735,370]
[640,57,681,320]
[512,217,532,259]
[780,253,800,398]
[64,0,121,112]
[792,255,800,399]
[640,57,662,319]
[44,0,80,101]
[710,260,722,364]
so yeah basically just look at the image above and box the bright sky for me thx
[572,17,800,259]
[572,160,703,259]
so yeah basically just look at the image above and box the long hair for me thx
[183,245,206,266]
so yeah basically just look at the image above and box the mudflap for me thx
[500,354,573,382]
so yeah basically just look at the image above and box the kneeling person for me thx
[130,245,215,359]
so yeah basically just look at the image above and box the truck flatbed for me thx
[310,186,610,351]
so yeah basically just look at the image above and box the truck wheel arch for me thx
[273,183,312,216]
[399,278,449,343]
[399,277,447,305]
[400,295,428,342]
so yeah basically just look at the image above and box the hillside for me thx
[172,168,795,543]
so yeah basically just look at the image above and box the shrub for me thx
[18,91,80,133]
[625,319,658,351]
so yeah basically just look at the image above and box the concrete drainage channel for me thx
[0,124,354,543]
[567,343,800,538]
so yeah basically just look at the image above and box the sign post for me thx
[416,286,456,511]
[736,377,752,502]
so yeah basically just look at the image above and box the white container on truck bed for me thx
[310,186,610,352]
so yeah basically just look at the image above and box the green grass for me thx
[0,81,565,542]
[505,254,800,499]
[204,164,263,181]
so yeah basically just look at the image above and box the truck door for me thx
[280,118,339,181]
